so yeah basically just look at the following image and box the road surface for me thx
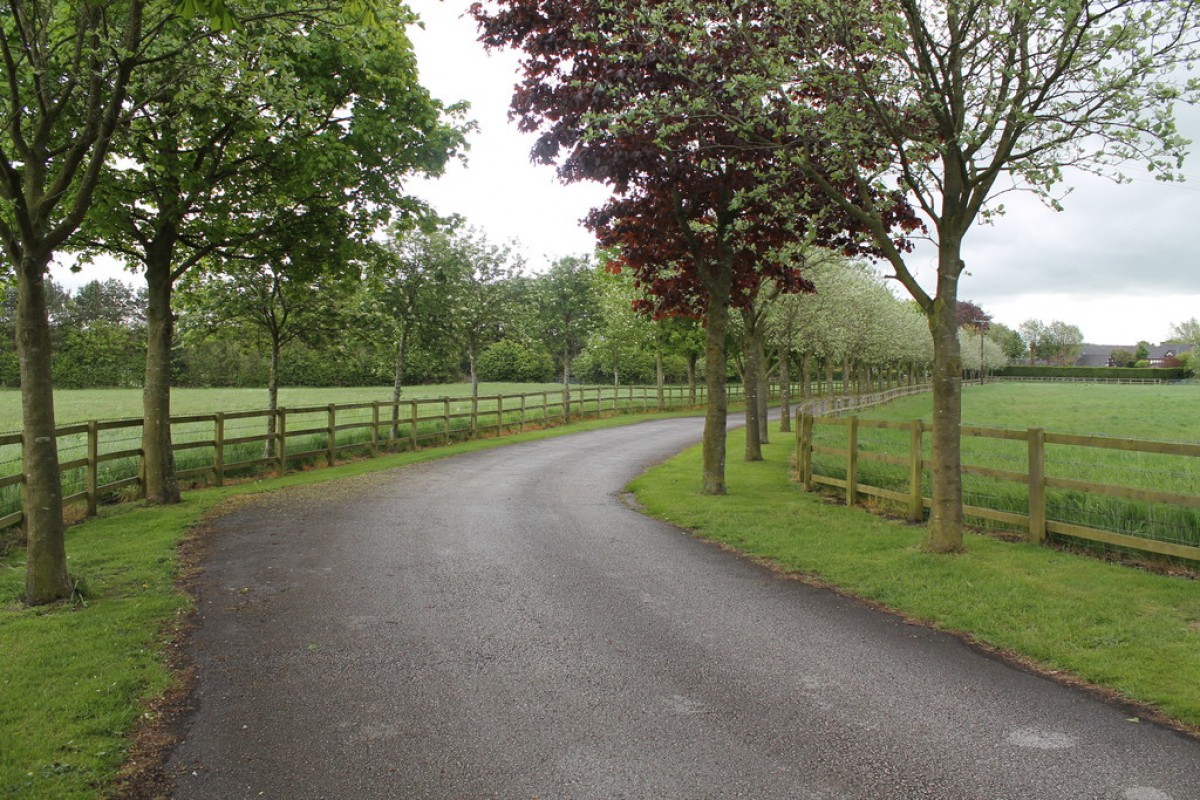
[167,416,1200,799]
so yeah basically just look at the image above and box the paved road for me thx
[167,417,1200,799]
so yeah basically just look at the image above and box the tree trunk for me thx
[655,348,665,411]
[391,328,409,439]
[561,342,570,421]
[802,351,813,399]
[740,309,762,462]
[141,259,180,505]
[700,267,731,494]
[925,266,965,553]
[756,332,769,444]
[265,338,281,459]
[779,346,792,433]
[687,353,697,405]
[470,342,480,398]
[17,255,70,605]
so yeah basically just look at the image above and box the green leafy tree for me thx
[178,209,360,455]
[1019,320,1049,366]
[61,279,146,331]
[80,3,466,504]
[362,226,472,433]
[532,256,600,419]
[441,228,523,398]
[1109,348,1135,368]
[988,322,1026,364]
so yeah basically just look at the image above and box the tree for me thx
[566,0,1200,550]
[80,3,466,505]
[0,0,395,602]
[1044,321,1085,366]
[472,0,905,493]
[988,322,1026,364]
[178,209,360,455]
[585,261,657,388]
[532,257,600,420]
[1109,348,1135,368]
[441,228,523,398]
[363,226,469,433]
[1170,318,1200,346]
[1,0,162,603]
[1019,320,1049,365]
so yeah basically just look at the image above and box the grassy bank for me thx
[630,423,1200,733]
[0,409,700,800]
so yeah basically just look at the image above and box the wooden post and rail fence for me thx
[0,382,763,535]
[795,386,1200,564]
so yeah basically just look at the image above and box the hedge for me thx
[994,365,1190,380]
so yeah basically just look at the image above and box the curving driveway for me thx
[167,416,1200,799]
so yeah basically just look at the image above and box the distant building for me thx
[1071,342,1193,368]
[1074,344,1126,368]
[1148,343,1193,367]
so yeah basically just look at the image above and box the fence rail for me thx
[1,382,769,535]
[796,393,1200,563]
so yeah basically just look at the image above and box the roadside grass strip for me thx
[0,409,700,800]
[629,425,1200,735]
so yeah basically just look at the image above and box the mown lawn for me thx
[630,423,1200,735]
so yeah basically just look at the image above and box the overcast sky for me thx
[52,2,1198,346]
[406,1,1200,346]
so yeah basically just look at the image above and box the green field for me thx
[0,383,704,525]
[0,383,572,432]
[809,382,1200,551]
[879,382,1200,440]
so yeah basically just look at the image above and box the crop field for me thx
[809,382,1200,551]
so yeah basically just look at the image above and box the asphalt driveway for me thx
[166,416,1200,799]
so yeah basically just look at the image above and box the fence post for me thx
[86,420,98,517]
[799,412,814,491]
[371,401,380,457]
[214,413,225,487]
[277,408,287,476]
[847,415,859,506]
[543,392,549,426]
[1028,428,1047,544]
[409,400,418,450]
[520,393,527,433]
[471,395,479,437]
[326,404,336,467]
[442,398,451,444]
[496,394,504,435]
[908,419,924,522]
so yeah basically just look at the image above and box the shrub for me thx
[477,339,555,382]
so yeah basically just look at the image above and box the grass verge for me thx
[629,423,1200,734]
[0,408,702,800]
